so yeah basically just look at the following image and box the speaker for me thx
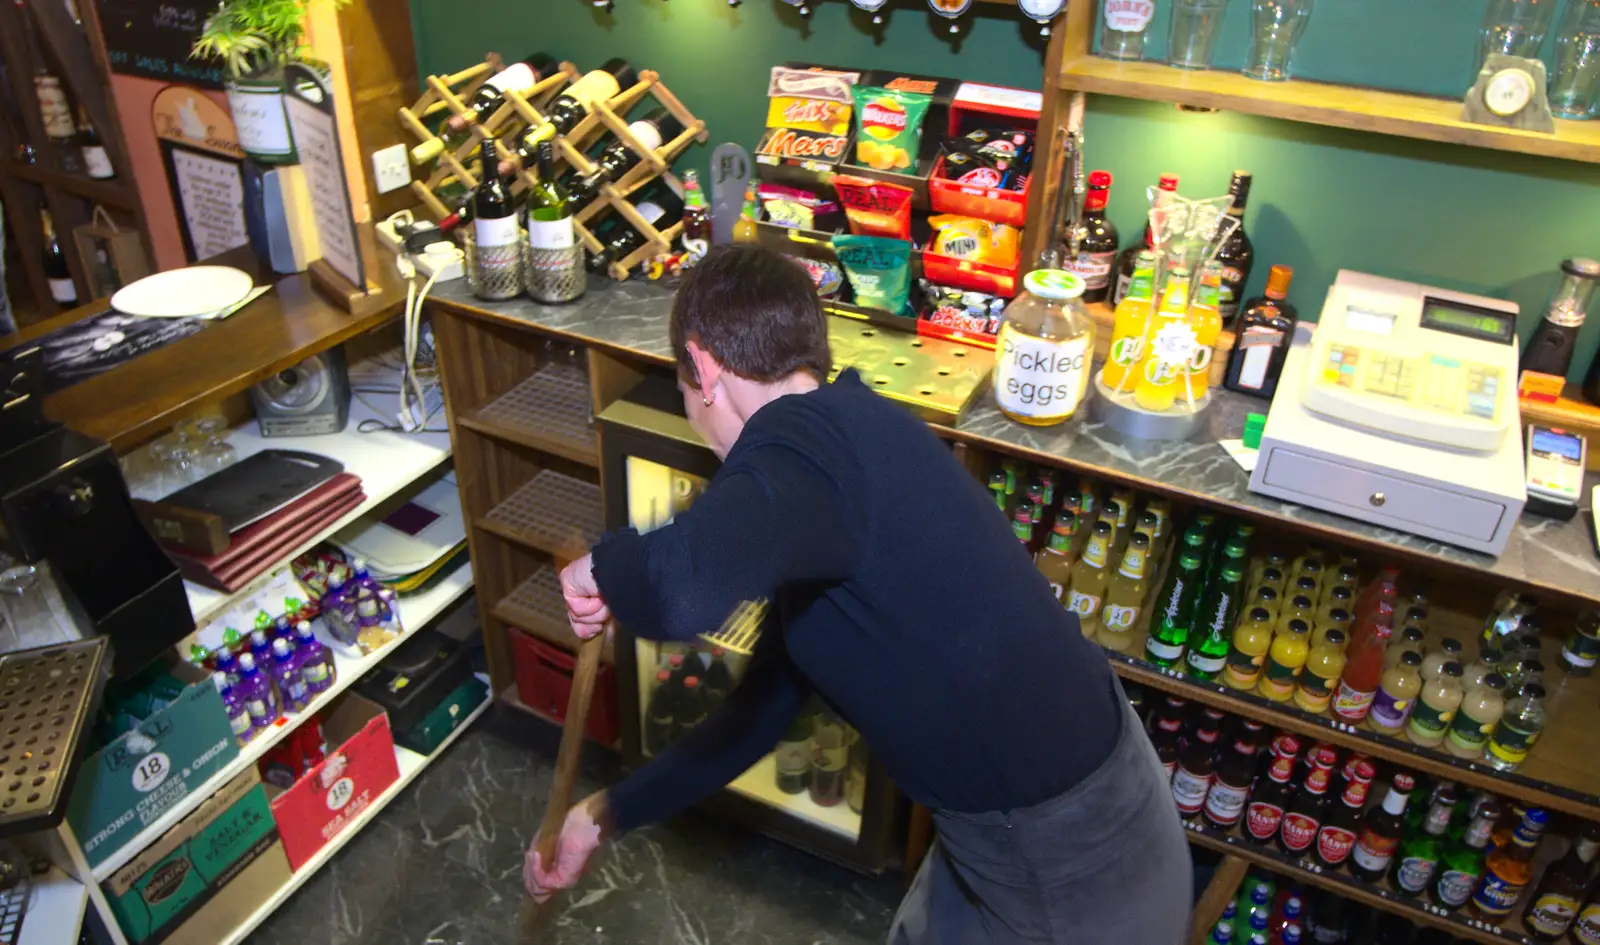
[250,348,351,437]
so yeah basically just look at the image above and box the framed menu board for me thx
[97,0,223,88]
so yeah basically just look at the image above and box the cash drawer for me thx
[1259,448,1508,543]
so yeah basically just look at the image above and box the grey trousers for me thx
[887,693,1192,944]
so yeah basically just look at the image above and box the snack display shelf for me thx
[216,682,493,945]
[17,868,88,945]
[90,562,474,883]
[184,397,454,626]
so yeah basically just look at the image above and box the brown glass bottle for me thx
[1215,171,1256,326]
[1525,824,1600,940]
[1313,759,1374,869]
[1066,170,1120,304]
[1171,723,1221,817]
[1224,264,1298,399]
[1203,732,1258,829]
[1278,764,1333,857]
[1112,173,1179,305]
[1349,773,1415,882]
[1245,749,1297,843]
[1149,708,1184,780]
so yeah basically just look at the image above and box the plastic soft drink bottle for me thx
[270,637,310,713]
[294,622,335,694]
[249,628,273,664]
[213,647,240,687]
[213,671,254,745]
[233,653,278,730]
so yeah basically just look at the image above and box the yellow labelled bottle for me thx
[1100,533,1152,653]
[1400,605,1429,638]
[1278,594,1317,633]
[1146,499,1171,552]
[1132,267,1194,412]
[1387,624,1426,671]
[1313,609,1353,649]
[1249,566,1287,604]
[1034,516,1077,604]
[1447,672,1506,759]
[1368,649,1424,736]
[1222,606,1275,690]
[1289,575,1321,609]
[1421,637,1464,682]
[1066,520,1114,640]
[1257,617,1310,702]
[994,270,1095,426]
[1102,250,1158,392]
[1319,583,1354,619]
[1246,585,1282,625]
[733,186,760,243]
[1407,661,1465,748]
[1183,262,1223,401]
[1294,627,1348,713]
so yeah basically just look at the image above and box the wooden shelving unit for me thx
[456,362,599,466]
[479,469,604,565]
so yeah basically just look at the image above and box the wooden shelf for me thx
[1181,817,1538,945]
[1,160,135,209]
[1057,55,1600,165]
[478,469,603,562]
[457,363,599,466]
[491,564,613,663]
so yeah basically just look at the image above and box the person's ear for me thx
[686,341,723,401]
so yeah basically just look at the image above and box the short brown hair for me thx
[670,245,831,389]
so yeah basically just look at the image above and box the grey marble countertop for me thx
[430,276,1600,605]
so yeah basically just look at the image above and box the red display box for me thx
[510,629,620,746]
[928,82,1041,230]
[265,693,400,871]
[921,248,1018,298]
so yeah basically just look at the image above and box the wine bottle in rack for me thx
[585,174,685,274]
[41,210,77,307]
[446,52,560,132]
[77,107,113,179]
[518,58,635,150]
[469,138,522,300]
[567,108,685,205]
[524,141,585,303]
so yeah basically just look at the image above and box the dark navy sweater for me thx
[592,369,1122,832]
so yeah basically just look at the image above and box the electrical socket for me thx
[372,144,411,194]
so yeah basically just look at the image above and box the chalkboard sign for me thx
[152,86,248,261]
[99,0,224,88]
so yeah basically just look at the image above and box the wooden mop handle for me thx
[536,630,607,863]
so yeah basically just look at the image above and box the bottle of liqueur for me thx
[448,52,560,132]
[1215,171,1255,327]
[469,138,521,300]
[585,175,685,274]
[519,58,636,151]
[524,141,584,304]
[1065,170,1119,304]
[1224,265,1297,398]
[1112,173,1178,305]
[567,108,686,205]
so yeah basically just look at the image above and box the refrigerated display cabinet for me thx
[597,374,900,872]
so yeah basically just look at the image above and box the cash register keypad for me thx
[1320,345,1499,421]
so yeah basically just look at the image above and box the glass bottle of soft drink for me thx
[1132,266,1193,412]
[1102,250,1158,392]
[1332,605,1394,723]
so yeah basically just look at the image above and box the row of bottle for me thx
[209,618,336,745]
[298,558,403,655]
[1144,695,1600,940]
[1208,873,1478,945]
[642,646,739,756]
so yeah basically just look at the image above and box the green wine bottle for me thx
[1144,548,1203,667]
[524,140,584,303]
[1186,559,1244,681]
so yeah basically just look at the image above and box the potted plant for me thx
[191,0,337,163]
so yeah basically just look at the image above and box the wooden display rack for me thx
[397,56,579,219]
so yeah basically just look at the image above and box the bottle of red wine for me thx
[586,175,684,274]
[1215,170,1256,327]
[78,106,114,179]
[41,210,77,307]
[470,137,522,300]
[446,52,559,133]
[566,108,685,205]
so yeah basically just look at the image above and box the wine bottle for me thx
[447,52,559,132]
[586,175,684,274]
[470,137,522,300]
[41,210,77,307]
[78,106,113,179]
[566,108,685,205]
[519,58,634,152]
[524,141,585,303]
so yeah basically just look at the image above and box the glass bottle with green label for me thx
[1186,559,1245,681]
[1145,547,1203,667]
[1099,533,1151,653]
[1393,785,1457,898]
[1486,682,1546,771]
[1561,610,1600,676]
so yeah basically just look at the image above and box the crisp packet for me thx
[927,214,1020,268]
[758,183,839,230]
[834,234,912,314]
[787,255,845,298]
[832,175,914,239]
[851,85,932,175]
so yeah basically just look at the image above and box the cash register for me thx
[1250,271,1527,557]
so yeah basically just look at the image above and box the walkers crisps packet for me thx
[834,234,912,314]
[852,85,932,175]
[757,66,861,170]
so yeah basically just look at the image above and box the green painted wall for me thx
[410,0,1600,378]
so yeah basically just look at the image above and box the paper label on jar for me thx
[1102,0,1153,31]
[994,327,1090,421]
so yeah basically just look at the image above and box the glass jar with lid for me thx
[993,269,1095,426]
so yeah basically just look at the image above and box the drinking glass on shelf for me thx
[1244,0,1314,81]
[1478,0,1559,75]
[1169,0,1231,70]
[1099,0,1156,61]
[0,564,67,651]
[1550,0,1600,118]
[194,437,238,479]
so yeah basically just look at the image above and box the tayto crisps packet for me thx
[852,85,932,175]
[832,175,914,240]
[833,234,912,314]
[758,66,860,169]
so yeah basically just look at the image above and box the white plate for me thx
[111,266,254,318]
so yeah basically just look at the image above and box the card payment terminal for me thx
[1250,271,1527,557]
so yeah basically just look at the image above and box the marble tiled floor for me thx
[246,708,904,945]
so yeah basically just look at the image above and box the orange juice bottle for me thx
[1101,250,1158,393]
[1132,266,1192,412]
[1184,262,1224,401]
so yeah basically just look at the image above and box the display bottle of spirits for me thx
[516,58,635,152]
[1434,801,1499,910]
[1472,808,1549,920]
[1348,773,1413,882]
[40,210,76,307]
[1224,264,1296,398]
[1278,764,1332,858]
[1112,173,1179,305]
[586,176,685,273]
[1202,732,1258,829]
[1186,559,1245,681]
[1392,784,1457,896]
[1099,532,1150,652]
[1145,546,1204,667]
[34,71,76,147]
[1215,171,1255,326]
[1485,681,1546,771]
[567,108,686,205]
[1525,257,1600,380]
[1066,520,1114,637]
[1066,170,1119,304]
[524,140,585,303]
[1035,518,1076,604]
[1524,824,1600,940]
[76,106,113,179]
[1561,610,1600,676]
[1171,722,1221,816]
[449,53,561,133]
[1313,759,1374,868]
[470,138,521,299]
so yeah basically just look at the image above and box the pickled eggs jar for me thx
[993,270,1095,426]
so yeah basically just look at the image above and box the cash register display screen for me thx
[1344,307,1396,336]
[1532,427,1583,464]
[1420,299,1517,344]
